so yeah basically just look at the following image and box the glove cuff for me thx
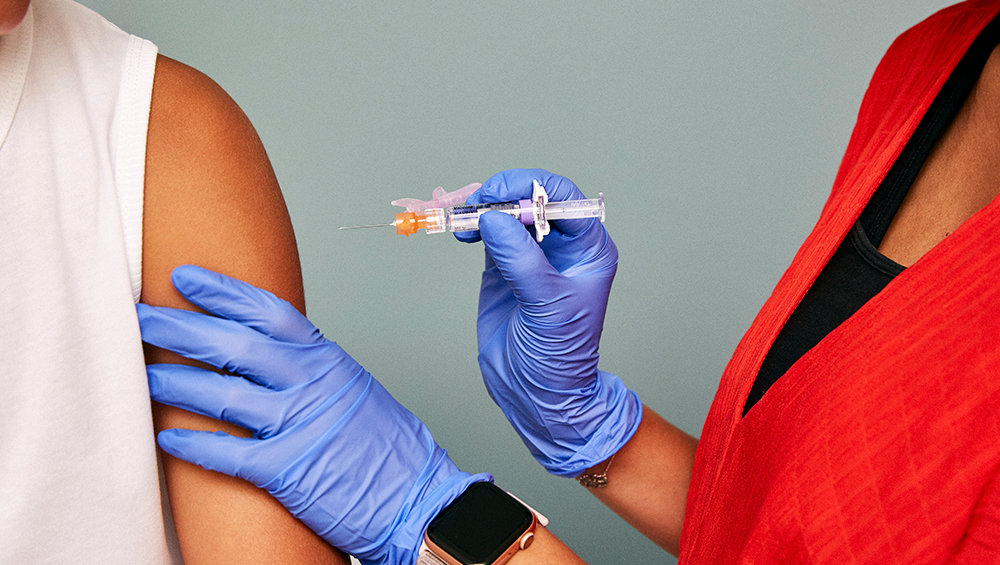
[540,371,643,478]
[359,471,494,565]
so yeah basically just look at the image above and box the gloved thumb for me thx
[157,428,258,484]
[170,265,323,345]
[478,211,561,306]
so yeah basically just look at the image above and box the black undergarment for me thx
[742,14,1000,417]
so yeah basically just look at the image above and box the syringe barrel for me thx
[543,193,605,222]
[444,194,604,233]
[446,201,529,232]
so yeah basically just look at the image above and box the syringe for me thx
[339,181,605,243]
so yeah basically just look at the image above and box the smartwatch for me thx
[417,481,548,565]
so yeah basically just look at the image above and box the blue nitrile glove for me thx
[457,169,642,478]
[138,265,489,565]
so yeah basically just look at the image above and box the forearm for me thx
[507,411,696,565]
[506,525,589,565]
[581,405,697,556]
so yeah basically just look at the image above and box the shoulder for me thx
[826,2,999,203]
[147,55,262,168]
[878,0,998,71]
[142,54,304,311]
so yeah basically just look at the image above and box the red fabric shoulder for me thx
[680,2,1000,562]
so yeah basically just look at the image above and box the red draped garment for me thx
[679,1,1000,562]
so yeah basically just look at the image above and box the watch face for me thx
[426,482,534,565]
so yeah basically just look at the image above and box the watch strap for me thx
[505,491,548,528]
[416,545,450,565]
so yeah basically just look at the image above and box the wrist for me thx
[395,473,494,565]
[576,450,618,489]
[350,459,492,565]
[539,371,643,478]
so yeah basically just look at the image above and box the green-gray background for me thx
[79,1,953,562]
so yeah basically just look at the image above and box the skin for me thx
[879,45,1000,266]
[141,55,347,564]
[12,0,993,560]
[4,1,344,560]
[0,0,29,35]
[3,1,342,560]
[502,408,696,564]
[580,407,697,556]
[509,43,1000,565]
[133,40,1000,565]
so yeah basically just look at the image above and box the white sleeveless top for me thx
[0,0,181,562]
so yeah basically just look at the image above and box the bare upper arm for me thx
[141,54,347,565]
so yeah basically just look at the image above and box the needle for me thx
[338,223,395,230]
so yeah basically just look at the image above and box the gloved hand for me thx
[137,265,489,565]
[457,169,641,478]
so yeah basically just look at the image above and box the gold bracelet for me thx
[577,453,616,488]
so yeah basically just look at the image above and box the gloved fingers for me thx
[454,230,482,243]
[465,184,484,206]
[456,171,600,244]
[530,172,601,239]
[170,265,323,345]
[147,363,280,434]
[477,264,519,349]
[538,220,620,275]
[475,239,517,344]
[157,428,265,485]
[478,169,583,203]
[479,169,600,239]
[478,211,563,306]
[454,186,485,243]
[483,245,497,271]
[474,171,616,275]
[138,303,347,389]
